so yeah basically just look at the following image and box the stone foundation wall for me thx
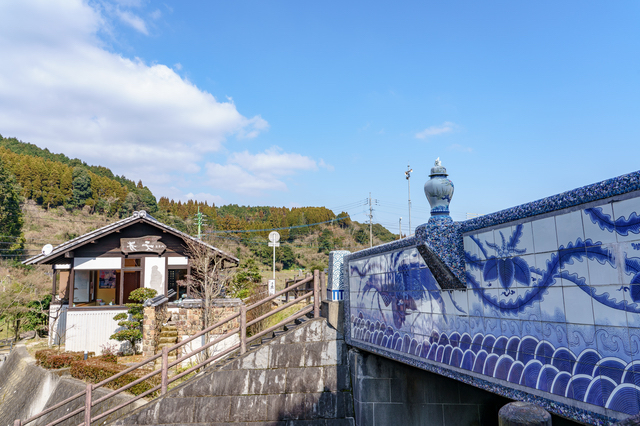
[170,299,242,339]
[141,299,243,357]
[142,302,168,358]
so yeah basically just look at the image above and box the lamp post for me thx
[405,164,413,235]
[268,232,280,295]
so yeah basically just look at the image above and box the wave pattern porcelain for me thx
[345,185,640,423]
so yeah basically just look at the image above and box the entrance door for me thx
[123,271,140,303]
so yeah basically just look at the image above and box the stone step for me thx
[158,337,178,344]
[157,343,179,352]
[161,325,177,331]
[159,331,178,338]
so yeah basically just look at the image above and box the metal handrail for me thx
[14,270,321,426]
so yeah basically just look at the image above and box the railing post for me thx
[320,270,326,301]
[161,346,169,395]
[14,419,21,426]
[240,305,247,354]
[313,270,320,318]
[84,383,92,426]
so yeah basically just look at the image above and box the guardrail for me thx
[13,270,321,426]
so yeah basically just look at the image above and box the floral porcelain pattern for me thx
[348,197,640,419]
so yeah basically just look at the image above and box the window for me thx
[73,269,119,305]
[124,258,141,268]
[168,269,188,301]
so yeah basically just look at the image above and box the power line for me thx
[204,216,348,234]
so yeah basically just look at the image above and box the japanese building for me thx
[24,210,238,306]
[22,210,239,352]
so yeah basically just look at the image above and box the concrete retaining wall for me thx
[111,317,354,425]
[0,346,60,426]
[0,345,143,426]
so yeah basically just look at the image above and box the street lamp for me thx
[405,164,413,235]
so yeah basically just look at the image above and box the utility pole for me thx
[405,164,413,236]
[368,192,373,248]
[399,217,402,240]
[195,206,205,240]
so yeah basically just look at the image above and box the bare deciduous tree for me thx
[179,238,233,359]
[0,264,49,342]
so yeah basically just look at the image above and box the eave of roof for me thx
[22,210,239,266]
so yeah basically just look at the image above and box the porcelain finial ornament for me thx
[424,158,454,222]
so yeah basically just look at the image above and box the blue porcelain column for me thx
[423,158,454,223]
[415,158,466,284]
[327,250,350,301]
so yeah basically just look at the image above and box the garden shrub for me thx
[35,349,94,369]
[110,287,157,354]
[97,353,118,363]
[70,358,160,396]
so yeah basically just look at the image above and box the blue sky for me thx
[0,1,638,234]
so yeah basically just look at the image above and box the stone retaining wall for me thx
[111,317,355,425]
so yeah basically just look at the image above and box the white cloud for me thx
[449,144,473,153]
[229,147,317,175]
[206,163,288,194]
[318,158,334,172]
[113,0,146,7]
[206,147,326,195]
[115,9,148,34]
[236,115,269,139]
[150,9,162,20]
[415,121,456,139]
[0,0,267,190]
[173,62,182,71]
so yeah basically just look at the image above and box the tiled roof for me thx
[22,210,239,265]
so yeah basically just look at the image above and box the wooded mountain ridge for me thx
[0,134,396,248]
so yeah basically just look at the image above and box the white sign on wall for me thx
[268,279,276,295]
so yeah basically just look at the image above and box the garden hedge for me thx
[70,358,160,396]
[35,350,94,369]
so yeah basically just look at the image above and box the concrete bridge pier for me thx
[349,348,510,426]
[349,349,583,426]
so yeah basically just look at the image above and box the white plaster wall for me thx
[73,257,121,270]
[167,256,188,266]
[144,257,166,295]
[65,308,129,353]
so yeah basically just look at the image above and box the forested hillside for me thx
[0,133,398,342]
[0,134,398,266]
[0,135,157,216]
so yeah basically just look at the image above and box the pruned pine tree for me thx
[110,288,157,355]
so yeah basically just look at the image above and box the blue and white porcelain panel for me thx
[327,250,350,301]
[347,192,640,423]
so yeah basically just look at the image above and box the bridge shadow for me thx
[349,348,582,426]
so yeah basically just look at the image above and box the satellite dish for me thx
[42,244,53,256]
[268,231,280,243]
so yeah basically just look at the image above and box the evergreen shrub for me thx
[70,359,160,395]
[35,349,94,369]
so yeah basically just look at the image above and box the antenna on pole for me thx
[195,206,206,240]
[405,164,413,236]
[368,192,373,247]
[399,217,402,240]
